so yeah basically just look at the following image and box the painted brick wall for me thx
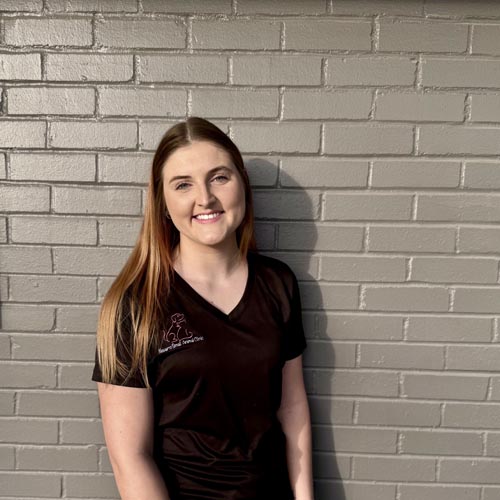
[1,1,500,499]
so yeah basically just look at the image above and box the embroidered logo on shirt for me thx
[158,313,205,354]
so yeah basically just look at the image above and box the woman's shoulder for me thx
[249,251,298,289]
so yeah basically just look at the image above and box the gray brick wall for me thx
[1,0,500,498]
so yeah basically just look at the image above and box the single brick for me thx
[359,343,444,369]
[285,19,371,50]
[11,215,97,245]
[232,55,322,86]
[0,392,15,415]
[315,426,396,453]
[243,156,279,187]
[400,485,481,500]
[321,255,406,282]
[0,121,45,148]
[357,400,441,426]
[470,95,500,122]
[61,419,104,444]
[318,314,403,341]
[303,341,355,369]
[278,223,363,251]
[464,161,500,188]
[56,305,99,332]
[420,124,500,155]
[64,473,119,498]
[281,158,368,188]
[485,489,500,500]
[308,397,354,425]
[1,448,14,469]
[422,57,500,88]
[327,55,416,86]
[10,153,96,181]
[440,459,500,484]
[314,453,349,479]
[0,245,51,273]
[0,217,6,243]
[379,20,468,53]
[96,18,185,48]
[1,362,55,388]
[237,0,325,14]
[490,380,500,401]
[0,183,50,212]
[18,445,98,471]
[407,316,492,343]
[140,54,227,83]
[444,403,500,429]
[46,0,137,11]
[5,18,92,46]
[0,53,41,80]
[12,333,95,361]
[53,247,131,275]
[143,0,230,12]
[98,153,150,184]
[0,0,42,11]
[364,285,449,312]
[253,190,320,220]
[353,456,436,481]
[0,304,55,331]
[324,193,412,221]
[372,159,460,188]
[447,346,500,371]
[411,256,498,284]
[99,87,186,117]
[10,275,96,303]
[425,1,500,17]
[99,217,141,246]
[0,472,61,497]
[417,194,500,222]
[265,251,319,281]
[368,224,456,253]
[18,391,99,417]
[331,0,422,15]
[459,226,500,253]
[232,122,320,154]
[46,53,133,82]
[472,25,500,55]
[139,119,187,150]
[404,373,489,400]
[283,90,371,120]
[300,282,359,310]
[49,121,137,149]
[192,19,280,50]
[317,482,395,500]
[59,363,95,389]
[0,335,10,358]
[314,369,399,397]
[454,288,500,313]
[191,88,278,118]
[8,87,95,116]
[375,92,465,122]
[0,418,58,444]
[324,123,413,154]
[53,186,141,215]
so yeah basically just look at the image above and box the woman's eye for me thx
[175,182,190,190]
[213,175,229,183]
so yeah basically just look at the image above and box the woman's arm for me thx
[277,355,314,500]
[97,382,170,500]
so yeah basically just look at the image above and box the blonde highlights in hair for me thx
[96,117,257,387]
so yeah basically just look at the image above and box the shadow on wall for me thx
[247,157,346,500]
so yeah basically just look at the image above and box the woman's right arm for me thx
[97,382,170,500]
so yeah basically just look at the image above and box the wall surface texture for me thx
[1,0,500,498]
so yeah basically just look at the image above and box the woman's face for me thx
[162,140,246,252]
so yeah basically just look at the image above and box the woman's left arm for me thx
[277,355,314,500]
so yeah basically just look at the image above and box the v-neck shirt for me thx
[92,251,307,499]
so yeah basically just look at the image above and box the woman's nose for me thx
[196,183,215,206]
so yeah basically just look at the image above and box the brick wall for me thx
[1,0,500,498]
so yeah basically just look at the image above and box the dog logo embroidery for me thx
[159,313,205,354]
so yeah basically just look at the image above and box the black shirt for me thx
[92,251,307,499]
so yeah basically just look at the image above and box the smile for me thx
[193,211,223,222]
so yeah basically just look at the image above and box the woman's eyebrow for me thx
[168,166,232,184]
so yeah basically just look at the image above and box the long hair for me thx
[96,117,257,387]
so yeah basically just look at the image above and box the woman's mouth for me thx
[193,211,224,223]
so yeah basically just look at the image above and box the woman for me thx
[92,117,313,499]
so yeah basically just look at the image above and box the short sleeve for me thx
[282,270,307,361]
[91,300,147,388]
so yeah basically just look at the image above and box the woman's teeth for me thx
[195,212,221,220]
